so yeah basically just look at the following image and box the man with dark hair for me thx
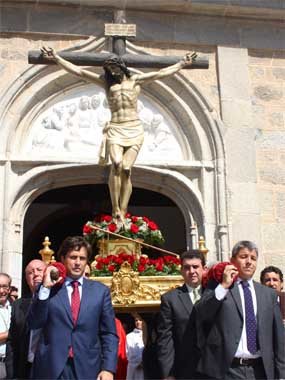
[27,236,118,380]
[6,259,47,379]
[157,250,205,379]
[41,47,196,225]
[260,265,283,292]
[0,273,12,379]
[260,265,284,324]
[196,240,285,380]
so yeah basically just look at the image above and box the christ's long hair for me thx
[103,57,131,88]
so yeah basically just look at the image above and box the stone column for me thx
[0,161,5,271]
[217,46,264,268]
[0,162,23,291]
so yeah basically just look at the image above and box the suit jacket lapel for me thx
[254,281,264,328]
[20,298,32,336]
[230,282,243,318]
[77,278,90,323]
[20,298,32,316]
[57,284,73,324]
[178,284,192,315]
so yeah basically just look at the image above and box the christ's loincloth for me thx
[99,119,144,164]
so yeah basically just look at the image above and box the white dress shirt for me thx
[215,278,261,358]
[0,301,11,357]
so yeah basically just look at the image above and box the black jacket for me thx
[6,297,32,379]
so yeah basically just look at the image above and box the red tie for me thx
[69,281,80,358]
[71,280,80,325]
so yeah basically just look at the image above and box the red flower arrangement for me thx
[91,252,181,277]
[83,213,165,248]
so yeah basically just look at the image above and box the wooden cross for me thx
[28,10,209,70]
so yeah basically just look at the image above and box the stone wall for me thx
[0,1,284,283]
[0,35,82,97]
[249,49,285,270]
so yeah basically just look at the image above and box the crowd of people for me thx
[0,238,284,379]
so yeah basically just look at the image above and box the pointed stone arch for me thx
[0,37,229,286]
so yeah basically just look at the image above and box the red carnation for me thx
[120,253,130,262]
[131,216,138,222]
[128,255,135,265]
[108,265,116,272]
[130,224,139,234]
[142,216,150,223]
[108,223,117,233]
[138,264,145,273]
[103,215,112,222]
[155,262,164,271]
[83,224,93,234]
[114,257,124,265]
[96,262,104,270]
[148,221,158,230]
[139,256,148,265]
[125,213,131,218]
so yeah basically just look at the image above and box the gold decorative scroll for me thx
[91,261,183,308]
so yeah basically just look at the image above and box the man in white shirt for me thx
[196,240,285,380]
[0,273,12,379]
[157,250,205,379]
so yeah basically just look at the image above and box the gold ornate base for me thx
[91,261,183,310]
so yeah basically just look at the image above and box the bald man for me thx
[6,259,47,379]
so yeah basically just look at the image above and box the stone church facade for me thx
[0,1,284,289]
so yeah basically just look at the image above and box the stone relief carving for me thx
[27,87,184,161]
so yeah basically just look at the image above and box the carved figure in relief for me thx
[41,47,197,225]
[149,114,172,152]
[33,105,65,150]
[78,96,91,129]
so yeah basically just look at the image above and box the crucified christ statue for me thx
[41,47,197,225]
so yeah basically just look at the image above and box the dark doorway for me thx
[22,184,186,294]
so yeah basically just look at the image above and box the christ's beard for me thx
[112,73,124,84]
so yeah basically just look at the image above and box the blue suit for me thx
[27,278,118,379]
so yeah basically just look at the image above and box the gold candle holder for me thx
[39,236,54,264]
[198,236,209,257]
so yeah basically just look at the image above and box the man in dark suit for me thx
[196,240,285,380]
[260,265,285,323]
[27,236,118,380]
[5,259,47,379]
[157,250,206,379]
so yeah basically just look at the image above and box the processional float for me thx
[31,10,209,311]
[38,230,208,312]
